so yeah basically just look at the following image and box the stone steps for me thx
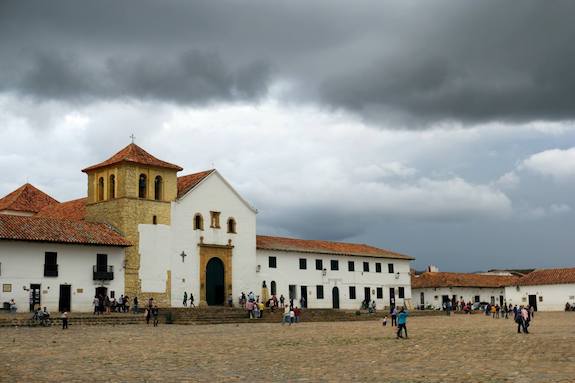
[0,308,442,327]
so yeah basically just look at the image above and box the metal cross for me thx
[130,133,136,143]
[180,251,187,263]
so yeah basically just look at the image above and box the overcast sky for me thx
[1,1,574,271]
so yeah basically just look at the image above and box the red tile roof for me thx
[516,268,575,286]
[82,143,183,172]
[37,198,87,221]
[0,183,59,213]
[256,235,414,260]
[177,170,215,198]
[0,215,130,247]
[411,272,519,289]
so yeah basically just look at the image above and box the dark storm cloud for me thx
[1,0,575,123]
[2,50,271,104]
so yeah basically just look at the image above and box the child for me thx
[382,316,388,326]
[61,311,69,330]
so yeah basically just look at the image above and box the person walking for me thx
[280,294,285,308]
[61,311,69,330]
[133,296,139,314]
[183,291,188,307]
[145,307,151,325]
[396,308,409,339]
[93,296,99,315]
[152,305,159,327]
[189,293,195,308]
[515,306,529,334]
[391,306,397,326]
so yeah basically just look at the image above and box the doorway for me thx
[95,286,108,299]
[59,284,71,312]
[332,286,340,309]
[390,288,396,308]
[300,286,308,308]
[29,284,41,312]
[528,295,538,311]
[206,257,225,305]
[499,295,504,306]
[364,287,371,304]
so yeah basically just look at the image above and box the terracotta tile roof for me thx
[516,267,575,286]
[82,143,183,172]
[177,170,215,198]
[411,272,519,289]
[0,183,59,213]
[37,198,87,221]
[256,235,414,260]
[0,215,130,247]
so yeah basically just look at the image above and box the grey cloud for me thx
[2,50,271,104]
[2,0,575,124]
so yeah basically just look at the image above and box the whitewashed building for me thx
[0,215,128,312]
[411,271,518,309]
[0,143,415,312]
[505,268,575,311]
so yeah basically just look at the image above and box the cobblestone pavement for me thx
[1,312,574,382]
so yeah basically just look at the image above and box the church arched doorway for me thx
[332,286,340,309]
[206,257,225,305]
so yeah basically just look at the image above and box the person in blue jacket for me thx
[396,307,409,339]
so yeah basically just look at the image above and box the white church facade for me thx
[0,144,414,312]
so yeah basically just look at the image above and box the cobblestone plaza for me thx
[1,312,574,382]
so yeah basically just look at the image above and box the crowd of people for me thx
[92,294,139,314]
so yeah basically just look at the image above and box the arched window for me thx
[138,174,147,198]
[194,213,204,230]
[227,218,236,233]
[154,176,162,201]
[270,281,277,296]
[97,177,104,201]
[109,175,115,199]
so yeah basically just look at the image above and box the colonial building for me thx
[504,268,575,311]
[411,271,518,309]
[0,143,414,312]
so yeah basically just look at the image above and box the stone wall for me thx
[84,162,179,306]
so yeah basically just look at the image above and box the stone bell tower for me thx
[82,143,182,300]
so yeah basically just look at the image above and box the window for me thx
[2,284,11,293]
[348,261,355,272]
[420,292,425,305]
[490,296,495,304]
[268,256,277,268]
[388,263,394,273]
[299,258,307,270]
[194,214,204,230]
[210,211,221,228]
[375,262,382,273]
[109,175,115,199]
[152,215,157,225]
[98,177,104,201]
[398,287,405,299]
[316,285,324,299]
[154,176,163,200]
[271,281,277,295]
[474,295,480,303]
[110,291,115,299]
[349,286,356,299]
[44,251,58,277]
[315,259,323,270]
[363,262,369,272]
[330,260,339,271]
[138,174,147,198]
[97,253,108,271]
[376,287,383,299]
[539,296,543,302]
[227,218,236,233]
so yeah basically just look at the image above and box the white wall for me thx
[0,241,125,312]
[505,284,575,311]
[413,286,507,309]
[138,171,258,306]
[256,249,412,310]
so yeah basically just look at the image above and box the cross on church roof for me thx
[130,134,136,143]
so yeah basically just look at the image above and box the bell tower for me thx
[82,143,182,300]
